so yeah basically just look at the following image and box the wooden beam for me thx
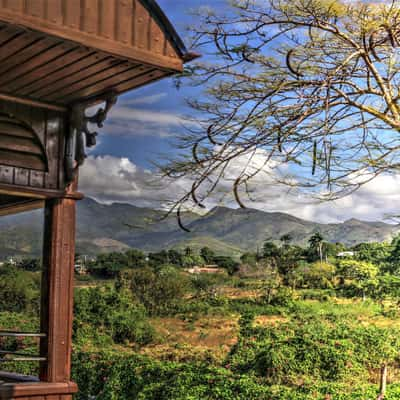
[0,199,44,217]
[40,197,76,384]
[0,381,78,399]
[0,92,67,113]
[0,183,84,200]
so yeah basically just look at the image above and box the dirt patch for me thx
[143,315,240,361]
[254,315,288,327]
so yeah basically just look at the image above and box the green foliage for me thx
[200,246,216,264]
[16,257,41,272]
[262,241,280,260]
[228,314,400,386]
[0,266,40,313]
[294,262,336,289]
[74,286,155,345]
[353,242,391,271]
[121,266,190,316]
[213,255,239,275]
[240,252,258,267]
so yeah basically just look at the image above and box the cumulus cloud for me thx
[80,153,400,224]
[79,155,188,208]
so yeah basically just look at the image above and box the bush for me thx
[227,316,400,385]
[74,286,155,345]
[124,266,190,316]
[0,267,40,313]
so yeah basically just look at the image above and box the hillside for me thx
[0,197,398,258]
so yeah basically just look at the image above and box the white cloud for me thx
[79,155,188,208]
[95,106,195,138]
[119,92,168,106]
[79,153,400,224]
[109,107,188,127]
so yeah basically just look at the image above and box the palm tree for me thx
[309,232,324,263]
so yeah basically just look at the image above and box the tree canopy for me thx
[163,0,400,219]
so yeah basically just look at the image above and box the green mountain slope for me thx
[0,198,398,258]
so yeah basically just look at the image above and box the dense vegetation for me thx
[4,234,400,398]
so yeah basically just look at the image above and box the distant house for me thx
[186,265,226,274]
[337,251,355,258]
[74,255,93,275]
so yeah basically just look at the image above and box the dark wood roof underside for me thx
[0,23,172,106]
[0,0,192,107]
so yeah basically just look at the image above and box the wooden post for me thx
[40,196,76,384]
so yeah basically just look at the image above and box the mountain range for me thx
[0,197,399,258]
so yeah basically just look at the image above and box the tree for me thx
[200,246,216,264]
[240,252,258,267]
[388,235,400,274]
[162,1,400,219]
[308,232,325,263]
[353,242,391,271]
[337,259,379,300]
[127,266,189,316]
[280,234,293,245]
[16,257,41,272]
[294,261,336,289]
[125,249,146,269]
[262,240,280,261]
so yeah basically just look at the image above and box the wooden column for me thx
[40,196,76,385]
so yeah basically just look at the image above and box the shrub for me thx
[74,286,155,345]
[0,267,40,313]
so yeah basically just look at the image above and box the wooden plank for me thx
[46,396,61,400]
[81,0,99,34]
[0,36,59,77]
[164,39,178,58]
[0,8,184,71]
[12,47,93,95]
[0,92,67,112]
[0,42,76,88]
[98,0,116,40]
[63,0,81,29]
[0,33,40,63]
[0,381,78,397]
[25,0,46,18]
[0,25,24,46]
[44,111,61,189]
[3,0,24,13]
[149,17,165,55]
[48,62,135,102]
[134,0,150,50]
[0,151,45,172]
[29,107,46,187]
[27,56,113,98]
[0,135,43,155]
[0,122,35,139]
[115,0,132,44]
[61,64,150,102]
[45,0,63,25]
[113,68,167,93]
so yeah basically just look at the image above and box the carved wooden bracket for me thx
[65,93,118,183]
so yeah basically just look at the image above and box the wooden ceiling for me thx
[0,194,43,216]
[0,0,194,107]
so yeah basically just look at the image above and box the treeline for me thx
[82,247,239,278]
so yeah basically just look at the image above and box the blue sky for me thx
[79,1,400,225]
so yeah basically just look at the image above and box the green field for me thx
[3,238,400,399]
